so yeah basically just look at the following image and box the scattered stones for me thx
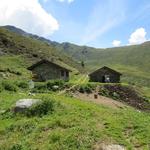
[14,99,40,113]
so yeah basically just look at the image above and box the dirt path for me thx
[58,74,88,95]
[74,92,126,109]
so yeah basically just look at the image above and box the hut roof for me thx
[89,66,122,76]
[28,59,71,72]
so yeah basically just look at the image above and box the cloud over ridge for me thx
[0,0,59,36]
[112,40,121,47]
[129,28,147,45]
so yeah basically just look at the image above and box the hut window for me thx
[61,70,65,76]
[66,71,69,77]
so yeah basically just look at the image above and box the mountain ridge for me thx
[0,26,82,73]
[1,25,150,87]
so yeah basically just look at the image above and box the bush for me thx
[47,80,65,91]
[10,144,23,150]
[25,98,55,117]
[31,80,67,93]
[79,85,85,93]
[32,82,47,93]
[0,83,3,92]
[2,81,17,92]
[16,81,28,89]
[79,84,94,94]
[99,86,110,97]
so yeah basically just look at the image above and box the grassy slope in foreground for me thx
[0,92,150,150]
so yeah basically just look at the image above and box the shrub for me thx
[0,83,3,92]
[79,85,85,93]
[10,144,23,150]
[47,80,65,91]
[16,81,28,89]
[25,97,55,117]
[32,80,67,93]
[2,81,17,92]
[79,84,93,94]
[99,86,110,97]
[32,82,47,93]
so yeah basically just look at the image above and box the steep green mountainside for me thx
[0,27,81,74]
[2,26,150,87]
[2,25,59,46]
[3,25,150,73]
[57,42,150,87]
[4,26,150,73]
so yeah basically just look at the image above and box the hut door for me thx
[104,75,110,83]
[102,75,110,83]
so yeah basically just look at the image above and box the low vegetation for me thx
[0,92,150,150]
[23,97,58,117]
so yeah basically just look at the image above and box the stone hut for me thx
[28,59,71,81]
[89,66,122,83]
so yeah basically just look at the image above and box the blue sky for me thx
[0,0,150,48]
[40,0,150,48]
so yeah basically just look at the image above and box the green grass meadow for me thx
[0,92,150,150]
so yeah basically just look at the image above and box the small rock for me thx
[28,92,36,96]
[0,110,6,114]
[95,144,126,150]
[14,99,40,113]
[52,85,59,90]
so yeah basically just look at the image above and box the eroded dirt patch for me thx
[74,92,126,109]
[100,84,150,112]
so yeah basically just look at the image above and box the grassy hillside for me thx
[0,92,150,150]
[1,26,150,87]
[0,27,81,73]
[0,26,150,150]
[53,42,150,86]
[0,55,32,80]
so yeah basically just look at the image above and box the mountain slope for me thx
[2,25,59,46]
[0,27,81,73]
[2,25,150,87]
[53,40,150,87]
[3,25,150,73]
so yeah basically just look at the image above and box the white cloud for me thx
[0,0,59,37]
[128,28,147,45]
[56,0,74,3]
[112,40,121,47]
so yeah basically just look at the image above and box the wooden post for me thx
[94,94,98,99]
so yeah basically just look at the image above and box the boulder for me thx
[14,99,40,113]
[95,144,126,150]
